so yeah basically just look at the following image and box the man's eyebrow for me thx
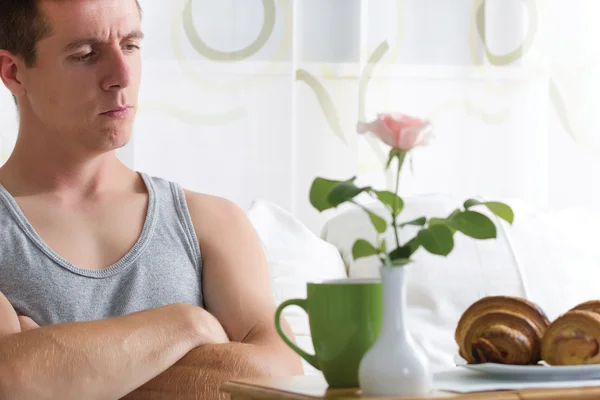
[63,38,100,52]
[124,30,145,41]
[63,30,145,52]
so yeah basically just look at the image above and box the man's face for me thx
[21,0,143,154]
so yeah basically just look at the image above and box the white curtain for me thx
[1,0,599,233]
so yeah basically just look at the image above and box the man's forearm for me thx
[0,303,201,400]
[124,341,302,400]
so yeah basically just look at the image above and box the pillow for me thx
[247,199,348,375]
[504,206,600,321]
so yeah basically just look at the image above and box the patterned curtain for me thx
[0,0,598,233]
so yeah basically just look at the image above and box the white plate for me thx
[454,354,600,381]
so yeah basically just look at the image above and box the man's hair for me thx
[0,0,142,104]
[0,0,52,68]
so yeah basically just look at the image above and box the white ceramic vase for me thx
[358,265,433,396]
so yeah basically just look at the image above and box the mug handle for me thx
[275,299,319,370]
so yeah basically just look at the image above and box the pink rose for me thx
[357,113,432,151]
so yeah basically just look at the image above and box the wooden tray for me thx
[221,375,600,400]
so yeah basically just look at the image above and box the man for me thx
[0,0,303,399]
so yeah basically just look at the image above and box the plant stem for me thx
[392,151,407,249]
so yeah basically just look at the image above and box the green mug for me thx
[275,279,382,388]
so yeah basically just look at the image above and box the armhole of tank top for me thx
[170,182,203,274]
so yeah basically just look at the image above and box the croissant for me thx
[542,308,600,365]
[455,296,550,365]
[570,300,600,315]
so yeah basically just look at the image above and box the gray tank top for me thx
[0,172,203,326]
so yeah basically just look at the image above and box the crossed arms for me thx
[0,193,303,399]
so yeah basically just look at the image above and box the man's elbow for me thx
[270,359,303,377]
[282,359,304,377]
[281,350,304,376]
[255,347,304,378]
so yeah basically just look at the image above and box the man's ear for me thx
[0,50,26,99]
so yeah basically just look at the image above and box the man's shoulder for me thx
[182,189,252,243]
[182,189,244,220]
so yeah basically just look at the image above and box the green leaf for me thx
[354,203,388,234]
[463,200,514,224]
[327,182,369,207]
[390,258,412,266]
[309,177,354,212]
[449,209,461,218]
[449,211,497,239]
[390,246,410,260]
[405,236,421,255]
[428,217,456,233]
[366,209,388,234]
[379,239,387,253]
[385,149,402,170]
[417,225,454,256]
[398,217,426,228]
[428,218,446,226]
[352,239,379,260]
[389,237,421,260]
[484,202,514,224]
[375,190,404,217]
[464,199,483,209]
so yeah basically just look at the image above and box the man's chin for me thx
[93,125,134,152]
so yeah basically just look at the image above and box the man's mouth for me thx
[101,106,132,118]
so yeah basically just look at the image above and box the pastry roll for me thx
[455,296,550,365]
[542,309,600,365]
[570,300,600,315]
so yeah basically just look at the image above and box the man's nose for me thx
[101,48,131,92]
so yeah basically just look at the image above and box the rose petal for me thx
[359,113,432,151]
[357,119,397,147]
[356,122,369,134]
[396,128,423,150]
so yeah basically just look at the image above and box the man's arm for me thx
[0,297,222,400]
[125,193,304,399]
[125,326,296,400]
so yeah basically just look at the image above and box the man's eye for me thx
[73,52,96,62]
[123,45,141,53]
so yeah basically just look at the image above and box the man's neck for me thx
[0,136,135,200]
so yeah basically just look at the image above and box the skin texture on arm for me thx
[124,193,304,400]
[0,294,216,400]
